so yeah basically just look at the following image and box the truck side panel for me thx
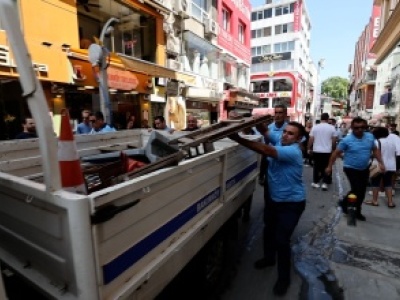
[91,144,258,299]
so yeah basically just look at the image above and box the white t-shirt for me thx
[310,123,337,153]
[377,137,397,171]
[386,133,400,155]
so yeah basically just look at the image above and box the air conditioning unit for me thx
[205,19,218,36]
[167,59,183,71]
[174,0,191,18]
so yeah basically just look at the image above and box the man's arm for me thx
[331,136,338,151]
[372,147,385,171]
[229,133,278,158]
[307,136,314,154]
[255,123,269,143]
[325,149,342,174]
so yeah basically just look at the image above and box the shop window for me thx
[251,81,270,93]
[273,79,293,92]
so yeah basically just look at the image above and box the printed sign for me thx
[0,45,48,72]
[107,67,139,90]
[256,92,292,98]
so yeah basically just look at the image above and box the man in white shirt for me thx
[307,113,337,190]
[387,132,400,190]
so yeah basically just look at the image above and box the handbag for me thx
[369,164,381,179]
[369,140,381,179]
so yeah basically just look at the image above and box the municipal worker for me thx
[229,121,306,296]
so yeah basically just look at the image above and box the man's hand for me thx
[378,162,385,172]
[228,132,240,141]
[255,123,268,135]
[325,166,332,175]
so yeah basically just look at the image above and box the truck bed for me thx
[0,130,259,299]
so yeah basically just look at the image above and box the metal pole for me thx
[99,18,119,125]
[313,59,324,123]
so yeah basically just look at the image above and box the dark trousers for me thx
[263,192,305,282]
[259,154,267,180]
[344,167,370,214]
[312,152,331,184]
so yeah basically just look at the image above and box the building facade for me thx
[250,0,313,122]
[370,0,400,126]
[0,0,257,137]
[348,3,381,123]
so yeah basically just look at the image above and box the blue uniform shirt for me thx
[267,122,287,145]
[76,122,92,134]
[338,132,375,170]
[267,142,306,202]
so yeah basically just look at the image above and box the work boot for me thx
[273,279,290,296]
[356,213,366,221]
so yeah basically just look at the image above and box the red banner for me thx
[293,0,302,32]
[368,5,381,58]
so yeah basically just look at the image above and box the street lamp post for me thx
[313,59,325,122]
[98,18,119,125]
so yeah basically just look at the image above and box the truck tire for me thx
[199,216,239,298]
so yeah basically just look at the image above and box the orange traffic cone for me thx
[58,109,87,194]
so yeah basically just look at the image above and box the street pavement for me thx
[297,160,400,300]
[222,160,400,300]
[328,162,400,300]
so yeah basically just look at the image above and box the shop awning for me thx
[184,87,222,102]
[230,89,260,101]
[118,54,196,84]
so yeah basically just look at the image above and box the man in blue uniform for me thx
[229,121,306,296]
[326,117,384,220]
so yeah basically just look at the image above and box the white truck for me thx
[0,1,261,299]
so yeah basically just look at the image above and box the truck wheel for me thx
[201,217,238,297]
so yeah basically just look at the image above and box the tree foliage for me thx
[321,76,349,99]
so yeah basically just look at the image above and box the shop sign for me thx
[200,77,219,91]
[256,92,292,98]
[185,87,222,100]
[251,52,291,64]
[166,80,183,96]
[107,67,139,91]
[0,45,48,72]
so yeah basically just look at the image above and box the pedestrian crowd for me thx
[14,109,204,139]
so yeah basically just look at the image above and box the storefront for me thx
[0,36,72,139]
[66,52,155,130]
[183,77,222,127]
